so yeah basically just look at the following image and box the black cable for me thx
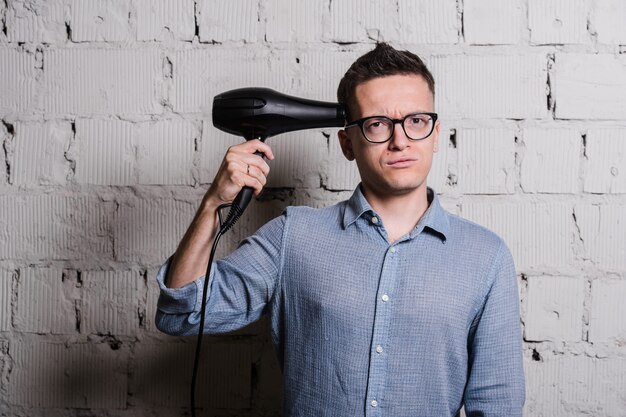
[190,202,243,417]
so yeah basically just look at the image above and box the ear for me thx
[432,121,441,153]
[338,129,355,161]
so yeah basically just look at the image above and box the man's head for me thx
[337,42,435,121]
[337,43,439,202]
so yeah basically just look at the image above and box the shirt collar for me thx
[342,185,450,243]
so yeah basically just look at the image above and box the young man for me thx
[156,43,525,416]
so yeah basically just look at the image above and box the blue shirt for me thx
[156,186,525,417]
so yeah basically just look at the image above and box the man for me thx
[156,43,525,416]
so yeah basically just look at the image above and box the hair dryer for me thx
[212,87,346,230]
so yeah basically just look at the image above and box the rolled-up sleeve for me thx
[155,214,285,337]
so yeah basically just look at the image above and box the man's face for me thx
[338,74,440,199]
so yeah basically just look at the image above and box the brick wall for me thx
[1,1,625,416]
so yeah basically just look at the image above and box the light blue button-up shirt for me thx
[156,186,525,416]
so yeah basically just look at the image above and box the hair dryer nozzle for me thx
[212,87,346,140]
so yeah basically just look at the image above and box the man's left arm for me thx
[463,242,525,417]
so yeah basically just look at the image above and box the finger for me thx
[243,139,275,161]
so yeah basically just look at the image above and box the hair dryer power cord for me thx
[190,201,245,417]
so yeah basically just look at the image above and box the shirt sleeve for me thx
[154,213,285,337]
[463,241,526,417]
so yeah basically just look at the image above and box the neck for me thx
[362,185,431,244]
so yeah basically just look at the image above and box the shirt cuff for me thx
[155,258,206,315]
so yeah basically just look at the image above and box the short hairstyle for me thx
[337,42,435,120]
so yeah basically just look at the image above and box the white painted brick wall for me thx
[575,204,626,271]
[589,279,626,343]
[429,54,547,119]
[14,268,76,334]
[0,48,38,115]
[11,121,72,186]
[584,128,626,194]
[1,1,626,416]
[528,0,590,45]
[525,275,584,342]
[554,53,626,120]
[520,127,580,193]
[593,0,626,44]
[136,0,195,41]
[457,128,515,194]
[0,269,12,331]
[464,0,525,45]
[69,0,134,42]
[6,0,66,43]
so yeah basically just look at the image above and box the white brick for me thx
[69,0,133,42]
[198,0,258,42]
[326,0,399,43]
[114,198,195,263]
[590,279,626,343]
[398,0,459,44]
[72,119,134,185]
[593,0,626,44]
[43,48,161,115]
[6,0,66,43]
[525,276,584,342]
[525,353,626,417]
[286,49,362,105]
[0,270,12,331]
[0,48,38,115]
[9,341,127,408]
[136,120,196,185]
[554,53,626,120]
[457,128,515,194]
[171,47,273,114]
[462,202,574,270]
[464,0,525,45]
[0,195,114,261]
[521,127,580,193]
[430,54,547,119]
[11,122,71,186]
[14,268,76,334]
[584,129,626,194]
[132,342,250,408]
[82,270,140,336]
[266,131,327,188]
[575,204,626,271]
[529,0,589,44]
[265,0,325,43]
[136,0,195,41]
[145,268,160,333]
[0,123,8,184]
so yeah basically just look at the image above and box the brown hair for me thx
[337,42,435,120]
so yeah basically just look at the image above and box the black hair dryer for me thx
[212,87,346,230]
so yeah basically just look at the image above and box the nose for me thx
[388,120,410,150]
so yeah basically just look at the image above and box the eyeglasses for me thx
[344,112,438,143]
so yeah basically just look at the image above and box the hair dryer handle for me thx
[220,150,265,232]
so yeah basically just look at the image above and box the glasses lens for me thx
[362,117,393,142]
[403,114,434,140]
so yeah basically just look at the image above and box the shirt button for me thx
[371,216,379,224]
[371,400,378,407]
[390,247,396,253]
[381,294,389,302]
[376,345,383,353]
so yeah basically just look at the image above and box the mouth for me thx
[386,157,417,168]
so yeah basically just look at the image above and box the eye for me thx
[364,118,389,131]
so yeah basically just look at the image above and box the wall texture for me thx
[1,0,626,416]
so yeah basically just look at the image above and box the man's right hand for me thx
[165,139,275,288]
